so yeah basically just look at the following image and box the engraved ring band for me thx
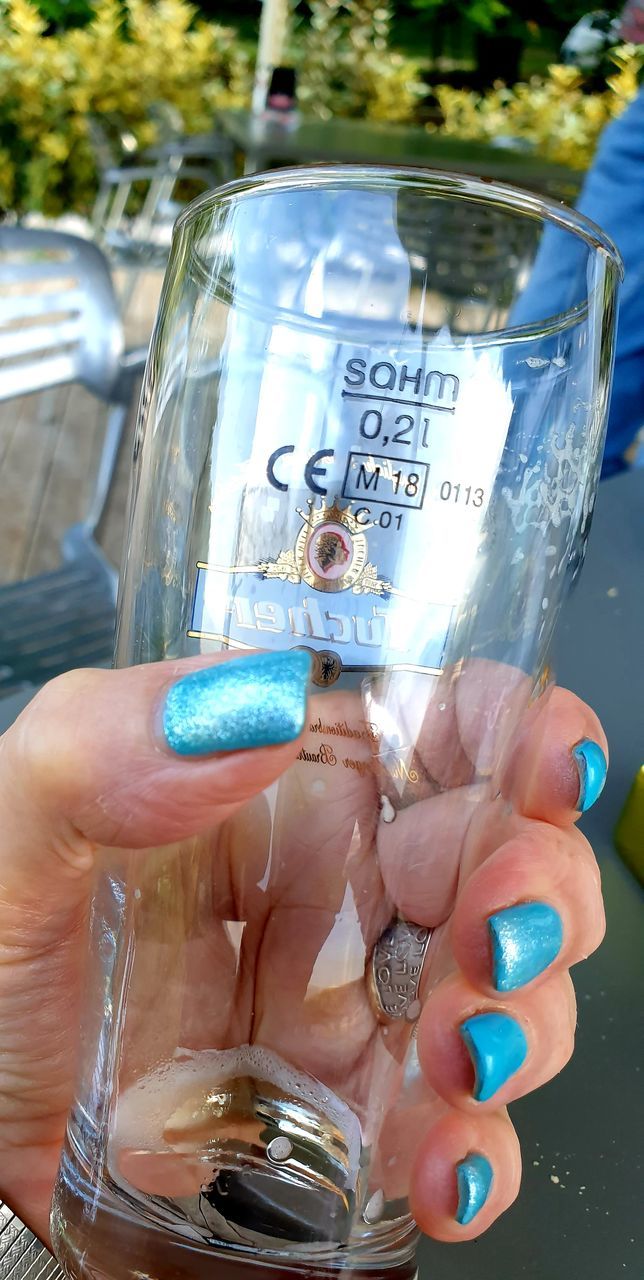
[367,919,433,1024]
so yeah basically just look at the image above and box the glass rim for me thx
[175,162,624,281]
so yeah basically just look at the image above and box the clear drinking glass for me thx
[51,168,621,1280]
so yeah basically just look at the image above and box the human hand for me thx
[0,653,607,1248]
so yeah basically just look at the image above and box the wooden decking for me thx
[0,268,163,586]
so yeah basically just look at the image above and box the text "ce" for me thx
[267,446,335,496]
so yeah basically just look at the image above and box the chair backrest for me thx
[0,227,125,404]
[395,197,539,334]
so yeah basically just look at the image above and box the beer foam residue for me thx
[114,1045,362,1172]
[501,424,592,539]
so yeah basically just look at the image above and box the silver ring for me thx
[368,919,432,1023]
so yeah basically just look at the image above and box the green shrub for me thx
[296,0,424,122]
[0,0,250,213]
[0,0,639,216]
[432,44,644,169]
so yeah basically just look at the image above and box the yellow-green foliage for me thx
[432,45,644,170]
[0,0,250,213]
[296,0,424,124]
[1,0,641,216]
[0,0,424,214]
[0,0,427,215]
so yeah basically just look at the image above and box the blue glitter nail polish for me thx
[459,1012,528,1102]
[489,902,563,992]
[456,1152,494,1226]
[573,739,608,812]
[162,650,310,756]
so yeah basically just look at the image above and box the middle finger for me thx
[451,820,605,996]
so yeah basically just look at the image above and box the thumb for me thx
[0,650,310,925]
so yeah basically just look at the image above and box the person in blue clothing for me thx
[577,86,644,474]
[521,86,644,476]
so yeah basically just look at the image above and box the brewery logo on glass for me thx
[302,506,363,592]
[258,501,392,597]
[188,494,453,686]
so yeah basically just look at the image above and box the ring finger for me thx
[416,967,577,1112]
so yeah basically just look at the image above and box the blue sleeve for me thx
[576,88,644,473]
[509,89,644,475]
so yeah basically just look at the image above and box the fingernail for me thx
[573,739,607,812]
[455,1152,494,1226]
[162,650,310,756]
[488,902,563,992]
[459,1012,528,1102]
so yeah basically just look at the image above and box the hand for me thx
[0,653,606,1248]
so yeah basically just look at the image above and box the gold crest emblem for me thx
[259,499,392,596]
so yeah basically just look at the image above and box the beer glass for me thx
[51,167,621,1280]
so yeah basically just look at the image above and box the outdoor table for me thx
[0,468,642,1279]
[217,109,581,199]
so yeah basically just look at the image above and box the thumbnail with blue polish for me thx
[489,902,563,991]
[456,1153,494,1225]
[163,649,310,756]
[459,1012,528,1102]
[573,739,607,812]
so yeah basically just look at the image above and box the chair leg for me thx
[60,396,130,605]
[60,523,120,603]
[91,182,112,238]
[81,401,129,538]
[106,181,132,232]
[117,267,143,317]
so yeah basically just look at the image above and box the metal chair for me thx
[0,227,147,696]
[90,118,234,310]
[395,196,538,334]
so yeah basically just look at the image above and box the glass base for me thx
[52,1141,419,1280]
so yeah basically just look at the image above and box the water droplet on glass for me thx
[381,795,396,824]
[363,1189,385,1224]
[267,1136,293,1162]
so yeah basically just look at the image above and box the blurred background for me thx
[1,0,642,222]
[0,0,642,743]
